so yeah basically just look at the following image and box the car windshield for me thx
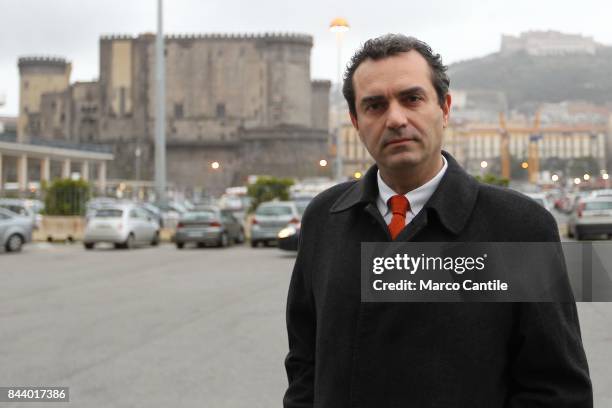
[256,205,292,216]
[182,212,215,221]
[0,205,29,216]
[585,202,612,211]
[95,209,123,218]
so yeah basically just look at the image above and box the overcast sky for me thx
[1,0,611,115]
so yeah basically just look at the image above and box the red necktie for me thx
[387,195,410,240]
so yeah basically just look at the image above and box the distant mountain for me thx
[448,48,612,110]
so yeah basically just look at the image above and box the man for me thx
[284,34,592,407]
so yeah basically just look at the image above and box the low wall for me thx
[34,216,175,243]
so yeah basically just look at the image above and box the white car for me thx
[83,204,160,249]
[568,197,612,240]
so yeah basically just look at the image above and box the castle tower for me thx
[18,56,72,141]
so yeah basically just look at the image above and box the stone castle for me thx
[18,32,331,193]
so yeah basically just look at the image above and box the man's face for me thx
[350,51,451,172]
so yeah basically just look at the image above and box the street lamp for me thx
[211,161,220,170]
[551,174,559,182]
[330,17,350,182]
[319,159,328,167]
[480,161,488,169]
[583,173,590,181]
[353,171,362,179]
[574,178,581,185]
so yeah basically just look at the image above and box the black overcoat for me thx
[284,151,592,408]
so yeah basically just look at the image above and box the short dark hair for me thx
[342,34,450,117]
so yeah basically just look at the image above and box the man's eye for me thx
[366,103,385,112]
[405,95,422,103]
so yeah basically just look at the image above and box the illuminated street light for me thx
[319,159,328,167]
[353,171,362,179]
[329,17,350,33]
[521,162,529,169]
[583,173,590,181]
[603,173,610,180]
[330,17,350,181]
[574,178,581,185]
[211,161,220,170]
[480,161,488,169]
[551,174,559,182]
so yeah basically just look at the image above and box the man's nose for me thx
[385,100,408,129]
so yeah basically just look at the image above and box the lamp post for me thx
[154,0,167,201]
[329,17,349,182]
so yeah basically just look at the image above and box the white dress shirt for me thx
[376,155,448,226]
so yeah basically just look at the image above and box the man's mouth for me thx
[384,137,417,147]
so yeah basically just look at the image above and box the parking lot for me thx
[0,243,611,407]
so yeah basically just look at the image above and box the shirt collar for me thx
[376,155,448,218]
[330,151,480,235]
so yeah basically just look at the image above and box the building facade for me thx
[19,33,331,195]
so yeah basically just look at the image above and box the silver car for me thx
[0,198,42,230]
[250,201,301,247]
[174,209,244,249]
[568,197,612,240]
[0,207,33,252]
[83,204,160,249]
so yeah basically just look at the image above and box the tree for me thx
[43,179,91,216]
[247,176,294,212]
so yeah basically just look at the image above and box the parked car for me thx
[567,197,612,240]
[278,222,301,251]
[0,207,33,252]
[139,202,164,227]
[276,198,312,251]
[250,201,301,247]
[174,209,244,248]
[0,198,42,229]
[589,189,612,199]
[83,204,160,249]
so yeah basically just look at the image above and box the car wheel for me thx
[176,242,185,249]
[197,242,206,248]
[219,232,229,248]
[84,242,95,250]
[235,229,245,244]
[124,233,135,249]
[5,234,23,252]
[151,231,160,246]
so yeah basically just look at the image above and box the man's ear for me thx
[349,112,359,130]
[442,93,452,127]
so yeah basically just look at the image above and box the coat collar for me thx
[329,151,480,235]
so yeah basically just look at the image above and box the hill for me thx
[448,48,612,109]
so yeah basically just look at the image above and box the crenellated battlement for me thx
[100,32,312,45]
[18,56,70,69]
[100,34,135,41]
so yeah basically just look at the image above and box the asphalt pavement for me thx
[0,242,610,407]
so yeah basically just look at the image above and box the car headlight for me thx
[278,226,297,239]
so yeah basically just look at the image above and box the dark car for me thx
[277,222,300,251]
[174,209,245,249]
[277,200,310,251]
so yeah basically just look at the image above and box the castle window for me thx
[174,103,184,119]
[119,87,126,116]
[216,103,226,118]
